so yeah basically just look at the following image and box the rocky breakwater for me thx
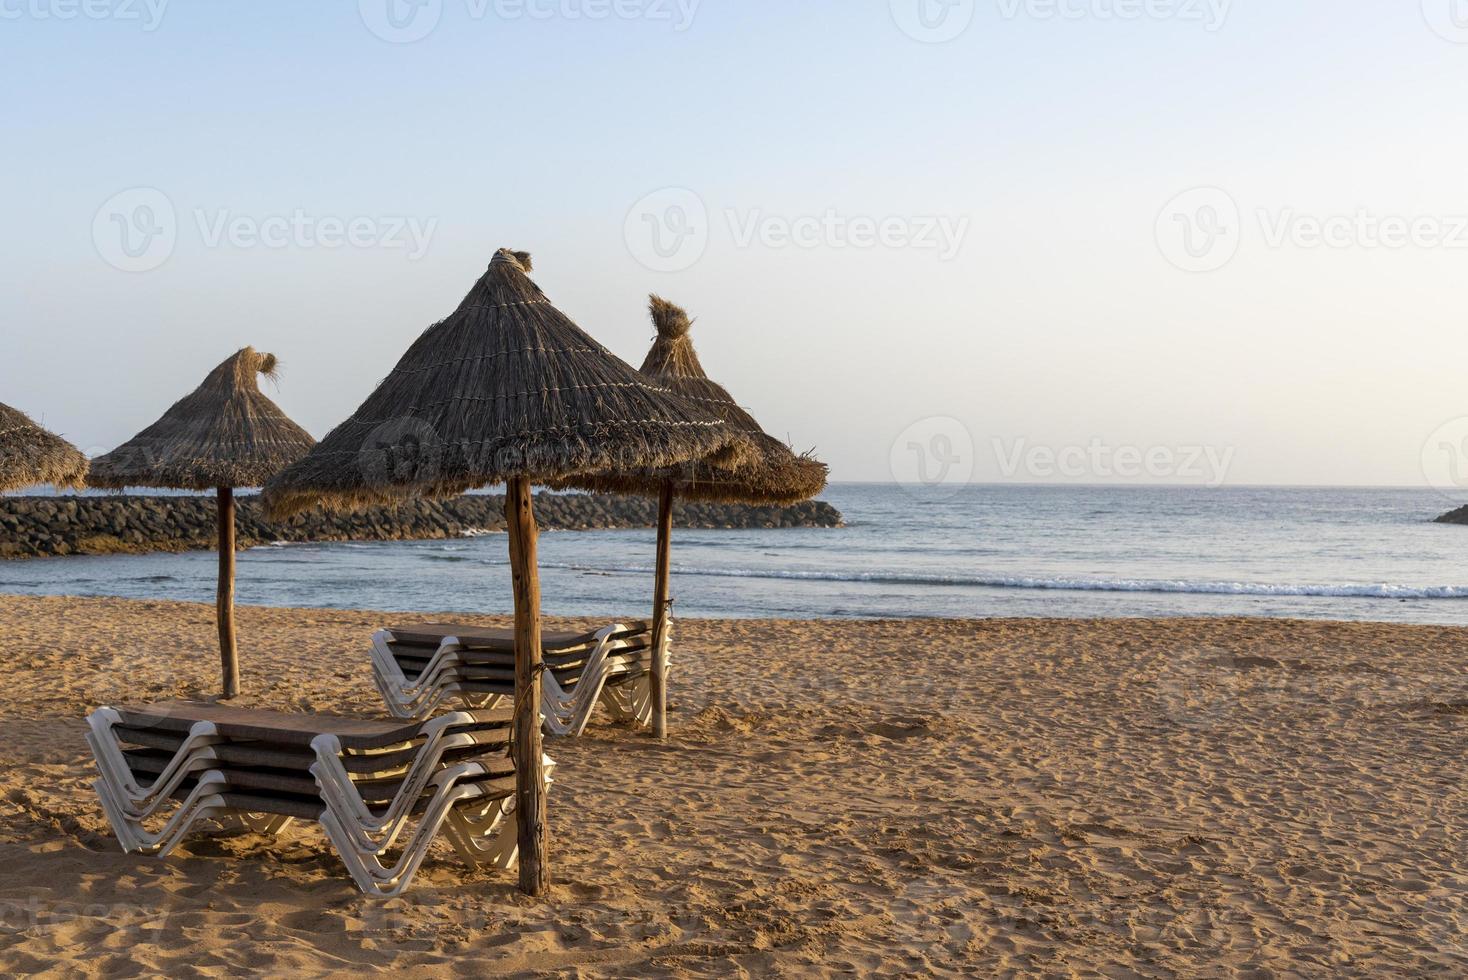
[1434,504,1468,525]
[0,494,844,559]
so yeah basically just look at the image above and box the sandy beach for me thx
[0,594,1465,976]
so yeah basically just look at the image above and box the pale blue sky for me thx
[3,2,1467,487]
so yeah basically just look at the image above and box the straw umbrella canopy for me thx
[0,402,88,493]
[567,295,828,503]
[261,249,748,895]
[88,347,315,698]
[558,296,827,738]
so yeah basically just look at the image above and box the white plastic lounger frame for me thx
[93,769,537,898]
[87,706,553,898]
[539,644,655,737]
[367,634,505,718]
[371,620,669,736]
[86,708,224,810]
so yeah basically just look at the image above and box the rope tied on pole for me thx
[507,661,550,760]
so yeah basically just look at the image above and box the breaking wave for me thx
[494,560,1468,600]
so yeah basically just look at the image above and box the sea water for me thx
[2,484,1466,624]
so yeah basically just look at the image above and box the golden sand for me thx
[0,594,1465,976]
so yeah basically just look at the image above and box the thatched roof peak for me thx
[649,294,692,339]
[88,346,315,491]
[491,248,533,273]
[0,402,89,493]
[261,250,748,517]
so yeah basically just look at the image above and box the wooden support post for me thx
[650,480,674,740]
[216,486,239,699]
[506,476,548,896]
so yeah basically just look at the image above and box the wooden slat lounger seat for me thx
[86,701,553,897]
[369,620,666,735]
[387,621,651,651]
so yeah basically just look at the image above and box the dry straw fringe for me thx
[0,402,89,492]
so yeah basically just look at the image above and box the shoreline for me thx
[6,587,1468,629]
[1,594,1465,974]
[5,591,1468,630]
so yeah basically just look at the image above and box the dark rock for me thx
[0,492,845,559]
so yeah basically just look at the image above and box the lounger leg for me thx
[94,775,232,856]
[224,813,295,836]
[443,798,519,870]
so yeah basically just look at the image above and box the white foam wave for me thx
[492,559,1468,600]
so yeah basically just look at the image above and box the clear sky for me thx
[3,1,1465,487]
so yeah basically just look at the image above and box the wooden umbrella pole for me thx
[506,476,548,896]
[650,480,675,740]
[216,486,239,699]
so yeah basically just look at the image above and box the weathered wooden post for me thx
[506,476,548,895]
[650,480,675,739]
[217,486,239,698]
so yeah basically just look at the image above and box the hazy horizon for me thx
[5,2,1467,493]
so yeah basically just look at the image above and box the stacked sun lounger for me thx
[369,620,665,735]
[86,701,553,897]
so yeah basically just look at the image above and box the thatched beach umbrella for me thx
[0,402,88,493]
[563,296,827,737]
[88,348,315,698]
[262,249,746,895]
